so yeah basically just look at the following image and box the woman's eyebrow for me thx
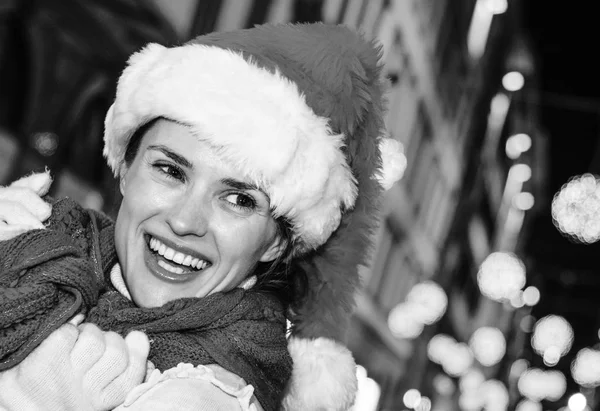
[147,145,193,169]
[221,178,270,199]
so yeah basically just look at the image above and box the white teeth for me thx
[182,255,192,266]
[173,252,185,264]
[150,236,209,270]
[158,260,184,274]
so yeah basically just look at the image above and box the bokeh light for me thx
[403,389,421,409]
[502,71,525,91]
[571,348,600,387]
[568,393,587,411]
[522,286,540,306]
[405,281,448,325]
[469,327,506,367]
[515,399,542,411]
[543,345,561,367]
[531,315,574,358]
[481,380,509,411]
[517,368,567,401]
[506,134,532,160]
[428,334,473,377]
[477,252,526,301]
[388,303,424,339]
[388,281,447,339]
[551,173,600,244]
[514,192,535,211]
[511,163,533,182]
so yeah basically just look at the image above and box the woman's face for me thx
[114,119,283,308]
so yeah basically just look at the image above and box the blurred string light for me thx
[517,368,567,402]
[467,0,507,59]
[568,393,587,411]
[506,134,532,160]
[428,334,473,377]
[531,315,574,360]
[351,365,381,411]
[502,71,525,92]
[551,173,600,244]
[515,399,543,411]
[477,252,526,302]
[469,327,506,367]
[571,348,600,387]
[483,0,508,14]
[388,281,447,339]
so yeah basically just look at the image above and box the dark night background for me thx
[521,0,600,398]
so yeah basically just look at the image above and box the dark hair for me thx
[124,119,157,167]
[253,218,308,309]
[123,119,308,309]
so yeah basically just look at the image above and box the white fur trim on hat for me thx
[376,137,407,190]
[282,337,358,410]
[103,43,357,252]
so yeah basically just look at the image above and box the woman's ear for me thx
[260,235,287,263]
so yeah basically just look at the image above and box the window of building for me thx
[366,217,412,311]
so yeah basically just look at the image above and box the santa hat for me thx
[103,22,405,410]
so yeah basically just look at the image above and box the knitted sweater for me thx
[0,198,291,411]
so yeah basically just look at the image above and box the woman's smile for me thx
[142,233,212,283]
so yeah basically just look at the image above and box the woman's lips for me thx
[143,241,201,283]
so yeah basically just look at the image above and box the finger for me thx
[85,331,129,393]
[0,186,51,221]
[29,323,79,366]
[100,331,150,406]
[0,201,45,229]
[0,224,42,241]
[68,313,85,326]
[70,323,107,375]
[10,171,53,196]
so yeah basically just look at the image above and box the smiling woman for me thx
[0,22,405,411]
[116,119,286,308]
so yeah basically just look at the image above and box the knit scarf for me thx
[0,198,292,411]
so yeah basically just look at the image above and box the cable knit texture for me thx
[0,198,291,411]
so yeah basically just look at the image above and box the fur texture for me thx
[104,42,356,252]
[282,337,358,411]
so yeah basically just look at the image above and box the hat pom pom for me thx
[282,337,358,411]
[376,137,407,190]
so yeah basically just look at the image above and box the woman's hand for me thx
[0,171,52,241]
[0,322,150,411]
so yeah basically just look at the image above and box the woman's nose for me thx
[165,194,209,237]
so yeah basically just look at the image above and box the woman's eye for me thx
[225,193,256,210]
[154,163,184,181]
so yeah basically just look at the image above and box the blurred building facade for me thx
[0,1,550,410]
